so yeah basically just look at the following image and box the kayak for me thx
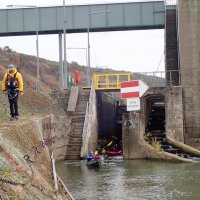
[86,159,100,167]
[107,150,123,157]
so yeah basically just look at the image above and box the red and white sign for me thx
[120,80,139,99]
[120,80,149,99]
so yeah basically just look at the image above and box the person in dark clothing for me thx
[2,64,24,120]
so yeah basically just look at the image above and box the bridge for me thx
[1,1,167,36]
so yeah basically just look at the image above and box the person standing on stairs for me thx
[2,64,24,120]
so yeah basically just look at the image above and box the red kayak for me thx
[107,150,123,157]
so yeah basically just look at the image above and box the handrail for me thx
[166,69,181,86]
[164,0,178,5]
[93,72,131,90]
[51,148,75,200]
[92,70,181,89]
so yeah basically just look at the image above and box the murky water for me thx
[56,158,200,200]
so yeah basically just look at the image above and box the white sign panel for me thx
[127,98,140,111]
[139,80,149,97]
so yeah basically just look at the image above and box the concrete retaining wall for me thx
[165,86,184,142]
[81,86,98,158]
[41,115,71,161]
[178,0,200,149]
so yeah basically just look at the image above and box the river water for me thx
[56,158,200,200]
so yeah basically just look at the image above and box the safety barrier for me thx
[92,70,181,90]
[164,0,178,5]
[93,72,132,90]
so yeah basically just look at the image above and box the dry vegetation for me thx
[0,46,129,92]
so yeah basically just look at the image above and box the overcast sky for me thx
[0,0,165,73]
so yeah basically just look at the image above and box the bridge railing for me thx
[92,70,181,90]
[133,71,166,87]
[93,72,132,90]
[166,69,181,86]
[164,0,178,5]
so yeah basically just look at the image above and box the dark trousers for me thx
[8,93,19,117]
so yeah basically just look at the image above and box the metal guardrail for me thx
[92,70,181,90]
[165,0,178,5]
[135,70,181,87]
[93,72,131,90]
[166,70,181,86]
[135,71,165,78]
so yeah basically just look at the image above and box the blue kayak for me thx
[86,159,100,167]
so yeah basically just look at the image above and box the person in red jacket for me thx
[74,70,79,86]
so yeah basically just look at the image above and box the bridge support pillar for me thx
[59,33,64,89]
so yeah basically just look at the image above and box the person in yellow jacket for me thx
[2,64,23,120]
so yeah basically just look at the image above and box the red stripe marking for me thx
[121,91,139,99]
[120,80,139,88]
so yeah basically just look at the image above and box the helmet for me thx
[90,150,94,154]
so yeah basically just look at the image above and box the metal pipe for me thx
[63,0,68,89]
[7,4,40,92]
[87,10,111,86]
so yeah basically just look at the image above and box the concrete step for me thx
[76,104,87,108]
[70,129,83,134]
[69,139,82,144]
[70,131,82,135]
[65,154,80,160]
[75,111,86,115]
[75,108,87,113]
[69,140,83,146]
[68,135,82,140]
[72,116,85,123]
[71,125,83,130]
[67,146,81,151]
[67,147,81,152]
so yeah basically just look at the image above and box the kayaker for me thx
[86,150,95,161]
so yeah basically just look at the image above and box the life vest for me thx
[6,72,18,89]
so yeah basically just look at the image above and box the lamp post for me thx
[63,0,68,89]
[87,10,111,86]
[7,4,40,92]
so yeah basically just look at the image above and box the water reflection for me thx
[56,159,200,200]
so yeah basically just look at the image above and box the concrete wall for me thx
[122,112,147,159]
[179,0,200,149]
[81,86,98,158]
[122,108,192,162]
[67,86,79,115]
[0,115,71,199]
[41,115,71,161]
[165,86,184,142]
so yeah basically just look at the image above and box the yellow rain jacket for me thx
[2,68,23,92]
